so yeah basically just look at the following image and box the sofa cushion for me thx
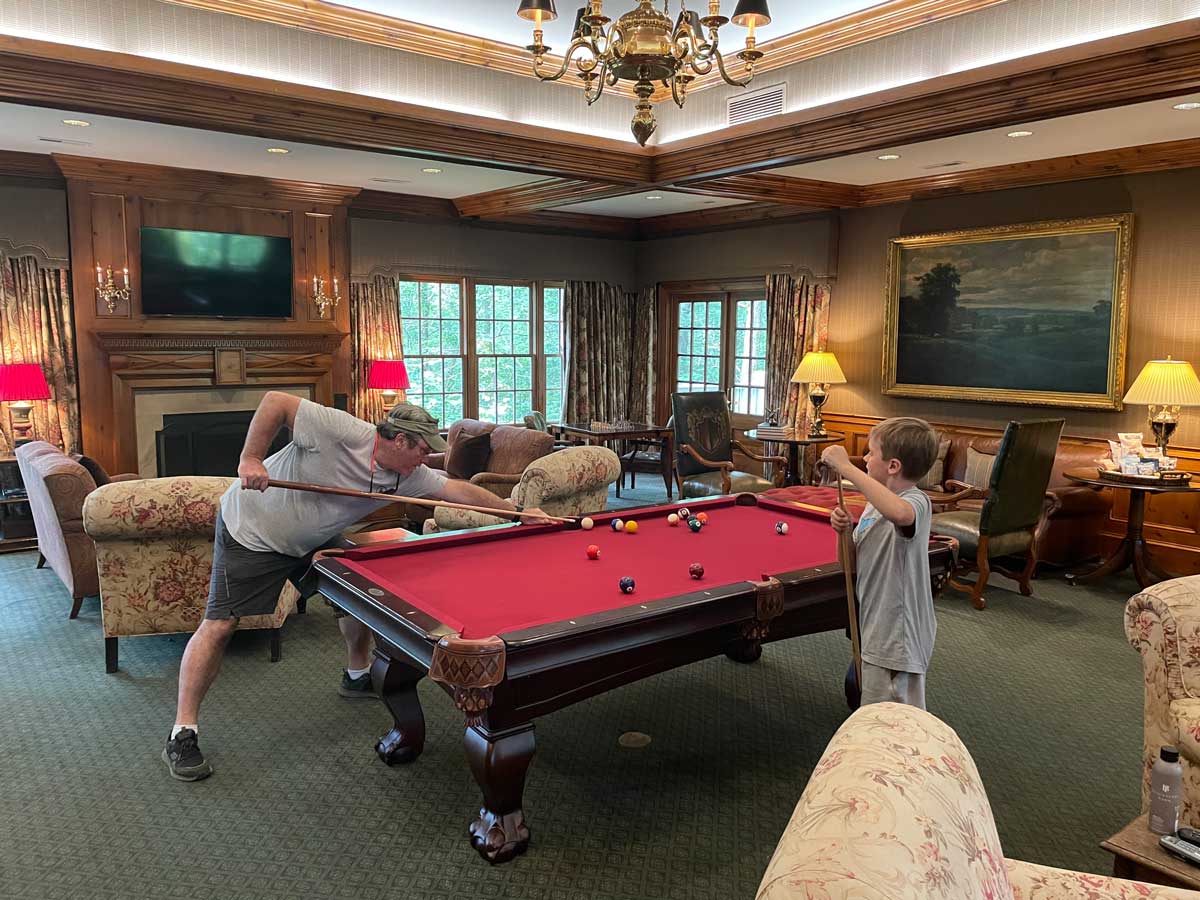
[445,431,492,479]
[917,438,952,489]
[964,446,997,489]
[681,470,774,499]
[930,509,1032,558]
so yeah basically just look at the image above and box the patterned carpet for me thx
[1,532,1146,900]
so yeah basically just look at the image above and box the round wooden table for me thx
[1063,468,1200,589]
[744,430,843,486]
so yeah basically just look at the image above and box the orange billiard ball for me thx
[696,512,709,524]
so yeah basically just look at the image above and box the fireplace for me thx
[156,410,291,477]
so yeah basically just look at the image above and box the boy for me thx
[820,417,940,709]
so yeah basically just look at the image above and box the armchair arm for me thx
[926,480,988,507]
[425,452,447,470]
[1045,484,1114,518]
[731,440,788,487]
[680,443,733,495]
[109,473,144,483]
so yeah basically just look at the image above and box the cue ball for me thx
[624,520,638,534]
[667,513,679,526]
[689,563,704,579]
[581,517,594,530]
[619,576,636,594]
[775,521,789,535]
[586,544,601,560]
[611,518,624,532]
[687,516,702,533]
[696,512,709,524]
[678,507,691,519]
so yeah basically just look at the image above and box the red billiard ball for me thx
[586,544,601,560]
[696,512,709,524]
[689,563,704,579]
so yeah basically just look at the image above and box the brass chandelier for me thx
[516,0,772,145]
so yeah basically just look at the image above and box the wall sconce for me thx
[312,275,340,319]
[96,265,130,314]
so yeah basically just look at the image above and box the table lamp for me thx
[791,351,846,438]
[367,359,410,408]
[0,363,52,446]
[1122,355,1200,454]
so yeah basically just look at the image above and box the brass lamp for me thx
[791,351,846,438]
[1122,356,1200,454]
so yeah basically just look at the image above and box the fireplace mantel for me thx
[93,330,346,354]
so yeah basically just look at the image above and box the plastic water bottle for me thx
[1149,746,1184,834]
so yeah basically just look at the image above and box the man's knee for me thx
[198,616,239,641]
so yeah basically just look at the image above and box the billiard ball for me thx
[678,507,691,519]
[581,517,594,530]
[696,512,709,524]
[687,516,702,533]
[586,544,601,560]
[689,563,704,579]
[667,513,680,526]
[775,521,789,535]
[619,576,636,594]
[624,520,638,534]
[611,518,624,532]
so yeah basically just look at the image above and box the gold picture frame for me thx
[882,214,1132,410]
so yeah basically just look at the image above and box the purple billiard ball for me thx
[619,576,636,594]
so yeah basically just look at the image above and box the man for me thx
[163,392,548,781]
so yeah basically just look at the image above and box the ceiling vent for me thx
[727,83,785,127]
[38,136,92,146]
[922,160,967,170]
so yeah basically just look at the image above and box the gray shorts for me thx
[205,512,314,620]
[860,661,926,710]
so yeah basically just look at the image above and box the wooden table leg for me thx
[661,433,673,500]
[791,444,804,486]
[1067,492,1177,589]
[372,652,427,766]
[466,723,536,864]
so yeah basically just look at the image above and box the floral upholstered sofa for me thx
[423,446,620,533]
[82,476,296,673]
[1126,576,1200,828]
[757,702,1197,900]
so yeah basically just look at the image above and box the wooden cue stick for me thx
[265,479,574,523]
[836,479,863,689]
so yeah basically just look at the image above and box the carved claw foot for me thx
[469,807,530,864]
[375,728,422,766]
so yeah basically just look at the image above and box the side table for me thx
[1101,813,1200,890]
[0,455,37,554]
[744,430,844,486]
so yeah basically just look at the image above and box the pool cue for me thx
[264,479,574,524]
[836,479,863,691]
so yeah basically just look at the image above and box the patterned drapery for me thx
[764,273,832,432]
[349,275,404,424]
[562,281,633,424]
[0,252,78,453]
[625,286,657,423]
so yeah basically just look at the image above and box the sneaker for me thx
[162,728,213,782]
[339,670,375,699]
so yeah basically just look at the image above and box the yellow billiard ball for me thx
[624,520,638,534]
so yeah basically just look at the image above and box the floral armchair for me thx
[1126,576,1200,828]
[82,476,296,674]
[757,702,1196,900]
[423,446,620,533]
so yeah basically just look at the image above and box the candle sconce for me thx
[95,265,131,314]
[312,275,340,319]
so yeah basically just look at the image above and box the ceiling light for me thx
[266,147,290,154]
[1007,130,1034,138]
[646,194,664,200]
[61,119,90,127]
[1173,102,1200,111]
[877,153,901,161]
[421,167,443,174]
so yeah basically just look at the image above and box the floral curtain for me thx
[625,286,657,423]
[0,252,78,453]
[562,281,633,425]
[764,273,832,432]
[349,275,404,424]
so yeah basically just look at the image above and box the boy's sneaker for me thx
[339,670,375,699]
[162,728,213,781]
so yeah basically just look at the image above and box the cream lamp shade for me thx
[791,351,847,385]
[1122,357,1200,406]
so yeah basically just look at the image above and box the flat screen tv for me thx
[140,227,294,318]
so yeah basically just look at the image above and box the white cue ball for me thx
[581,517,594,530]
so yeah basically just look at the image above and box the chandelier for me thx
[517,0,772,145]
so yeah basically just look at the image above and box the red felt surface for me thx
[337,498,839,639]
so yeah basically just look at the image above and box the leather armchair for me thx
[931,419,1065,609]
[427,419,554,497]
[757,702,1192,900]
[671,392,786,499]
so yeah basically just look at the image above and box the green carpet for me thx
[0,544,1145,900]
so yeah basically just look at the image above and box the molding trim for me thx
[455,179,645,218]
[94,330,346,353]
[0,149,64,184]
[636,203,830,240]
[676,174,860,208]
[0,237,69,267]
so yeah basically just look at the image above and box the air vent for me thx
[38,136,92,146]
[921,160,967,170]
[370,177,410,184]
[727,83,785,127]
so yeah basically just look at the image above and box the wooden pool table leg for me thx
[372,653,426,766]
[466,723,536,864]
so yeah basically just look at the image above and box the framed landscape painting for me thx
[882,214,1132,409]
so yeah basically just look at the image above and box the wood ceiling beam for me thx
[477,210,639,241]
[674,174,863,208]
[635,203,829,241]
[0,149,63,184]
[454,178,647,218]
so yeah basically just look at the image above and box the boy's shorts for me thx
[860,662,926,710]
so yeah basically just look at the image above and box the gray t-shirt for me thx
[852,485,936,674]
[221,398,447,557]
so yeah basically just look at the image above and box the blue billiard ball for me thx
[687,516,702,533]
[619,576,636,594]
[611,518,624,532]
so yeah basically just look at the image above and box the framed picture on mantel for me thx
[882,214,1133,410]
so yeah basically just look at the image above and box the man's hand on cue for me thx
[238,458,270,491]
[518,506,563,525]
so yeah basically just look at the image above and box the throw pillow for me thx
[964,446,997,489]
[917,438,951,490]
[445,432,492,480]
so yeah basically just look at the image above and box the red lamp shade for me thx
[367,360,410,391]
[0,363,52,402]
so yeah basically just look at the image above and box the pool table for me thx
[311,493,957,863]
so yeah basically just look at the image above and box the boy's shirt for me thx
[852,484,936,674]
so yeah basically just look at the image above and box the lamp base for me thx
[9,401,34,446]
[1149,416,1178,457]
[805,387,829,438]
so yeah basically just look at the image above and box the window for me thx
[731,298,768,416]
[676,298,724,393]
[399,279,464,425]
[475,282,533,424]
[542,286,564,423]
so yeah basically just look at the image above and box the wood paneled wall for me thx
[58,155,359,473]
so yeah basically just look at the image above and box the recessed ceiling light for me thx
[61,119,90,127]
[266,147,290,154]
[877,153,901,161]
[646,194,664,200]
[1173,102,1200,111]
[1007,130,1034,138]
[421,167,443,174]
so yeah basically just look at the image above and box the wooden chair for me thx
[930,418,1065,609]
[670,391,786,499]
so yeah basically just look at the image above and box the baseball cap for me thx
[377,402,448,452]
